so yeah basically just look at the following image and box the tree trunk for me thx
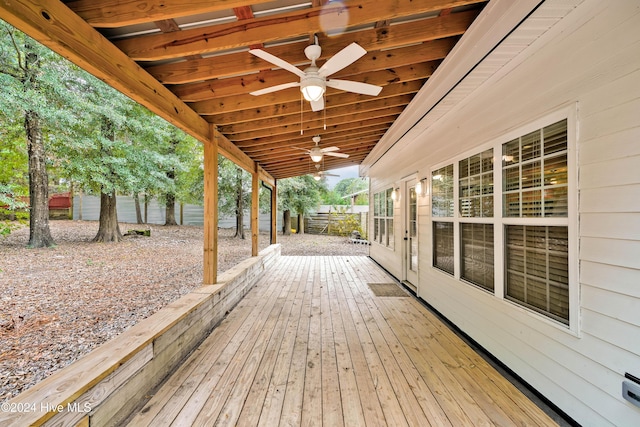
[234,168,245,239]
[164,165,177,225]
[165,192,177,225]
[283,210,291,236]
[144,195,148,223]
[24,110,54,248]
[93,190,122,243]
[297,213,304,234]
[133,193,143,224]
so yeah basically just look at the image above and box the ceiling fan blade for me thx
[310,97,324,112]
[249,49,306,78]
[292,146,311,153]
[320,146,340,152]
[250,81,300,96]
[324,152,349,158]
[318,42,367,78]
[326,79,382,96]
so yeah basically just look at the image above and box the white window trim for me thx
[429,103,579,335]
[372,187,396,251]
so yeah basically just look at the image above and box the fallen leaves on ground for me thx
[0,220,368,401]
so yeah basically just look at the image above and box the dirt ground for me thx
[0,220,369,402]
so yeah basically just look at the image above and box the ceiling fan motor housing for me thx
[304,44,322,61]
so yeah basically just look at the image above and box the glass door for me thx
[405,179,418,287]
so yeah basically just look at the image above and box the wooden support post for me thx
[251,164,259,257]
[203,128,218,284]
[271,180,277,244]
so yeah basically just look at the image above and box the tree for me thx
[0,23,65,247]
[163,136,179,226]
[333,177,369,205]
[277,175,325,235]
[218,156,252,238]
[59,73,174,242]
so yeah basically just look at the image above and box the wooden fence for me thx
[304,211,368,237]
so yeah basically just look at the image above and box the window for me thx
[503,119,569,324]
[502,120,568,217]
[373,188,394,249]
[461,223,494,291]
[386,188,394,249]
[433,222,454,274]
[432,165,454,274]
[460,149,493,218]
[429,117,572,326]
[505,225,569,324]
[458,148,495,291]
[432,165,454,217]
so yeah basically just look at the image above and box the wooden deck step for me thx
[126,256,559,427]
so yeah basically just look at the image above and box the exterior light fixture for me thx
[416,178,427,196]
[391,188,398,201]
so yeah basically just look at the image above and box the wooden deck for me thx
[126,256,558,426]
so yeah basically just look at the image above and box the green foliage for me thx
[278,175,325,216]
[0,183,28,237]
[217,156,252,219]
[320,177,369,206]
[334,177,368,196]
[0,116,28,191]
[328,205,367,238]
[174,134,204,205]
[0,20,277,227]
[320,188,346,205]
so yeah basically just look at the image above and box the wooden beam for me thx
[150,12,466,85]
[258,166,275,188]
[203,126,218,284]
[66,0,275,28]
[164,52,438,101]
[0,0,271,188]
[205,90,417,125]
[115,0,483,61]
[271,180,277,244]
[251,136,382,162]
[232,113,399,144]
[191,79,425,116]
[251,164,259,257]
[218,94,413,134]
[227,107,404,141]
[242,127,388,156]
[213,128,275,185]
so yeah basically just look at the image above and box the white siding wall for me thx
[367,1,640,425]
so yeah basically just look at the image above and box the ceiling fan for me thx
[249,37,382,111]
[312,164,339,181]
[295,135,349,163]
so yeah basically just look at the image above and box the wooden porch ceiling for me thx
[4,0,487,180]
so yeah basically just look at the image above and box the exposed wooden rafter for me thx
[1,0,488,180]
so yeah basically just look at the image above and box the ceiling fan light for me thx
[301,76,325,101]
[313,174,322,181]
[310,153,323,162]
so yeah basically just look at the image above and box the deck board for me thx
[126,256,559,427]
